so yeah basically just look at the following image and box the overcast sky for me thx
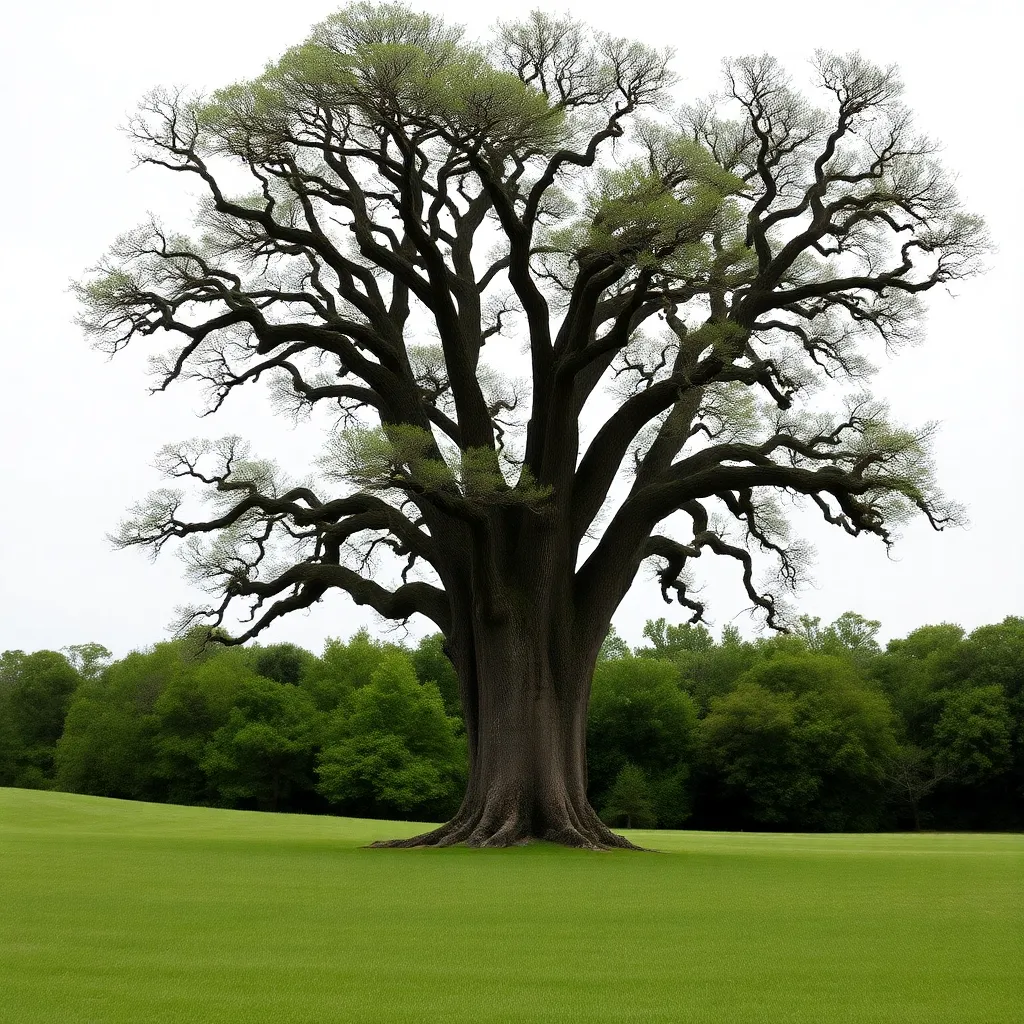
[1,0,1020,659]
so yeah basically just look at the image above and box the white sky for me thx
[1,0,1020,659]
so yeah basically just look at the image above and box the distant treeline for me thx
[1,612,1021,832]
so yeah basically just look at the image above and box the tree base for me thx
[367,808,651,851]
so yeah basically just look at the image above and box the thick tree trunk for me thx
[370,604,643,850]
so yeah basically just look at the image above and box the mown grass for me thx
[1,789,1021,1023]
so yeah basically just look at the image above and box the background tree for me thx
[944,618,1024,825]
[0,650,82,789]
[15,609,1024,831]
[148,647,258,805]
[698,653,896,829]
[674,625,760,715]
[598,625,631,662]
[932,686,1012,784]
[201,674,319,810]
[600,763,658,829]
[62,643,112,682]
[247,642,315,686]
[869,619,1021,828]
[639,619,716,661]
[316,650,465,819]
[796,612,881,667]
[586,655,697,827]
[54,643,181,800]
[301,628,398,712]
[410,632,461,717]
[76,4,987,847]
[878,744,952,831]
[871,623,964,738]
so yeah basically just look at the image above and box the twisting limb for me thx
[643,535,706,622]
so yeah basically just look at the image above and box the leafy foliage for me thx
[700,654,897,829]
[316,651,465,817]
[10,609,1024,831]
[600,763,658,829]
[587,656,697,827]
[73,3,988,656]
[201,676,318,810]
[1,651,82,789]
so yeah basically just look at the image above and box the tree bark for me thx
[370,597,643,850]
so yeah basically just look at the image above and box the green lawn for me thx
[1,789,1021,1023]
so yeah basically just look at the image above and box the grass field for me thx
[1,789,1021,1023]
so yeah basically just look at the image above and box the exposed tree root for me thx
[367,806,652,851]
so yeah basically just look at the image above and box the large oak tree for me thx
[76,4,987,847]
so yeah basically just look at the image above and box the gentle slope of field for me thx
[1,789,1021,1023]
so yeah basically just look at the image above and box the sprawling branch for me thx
[77,6,985,646]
